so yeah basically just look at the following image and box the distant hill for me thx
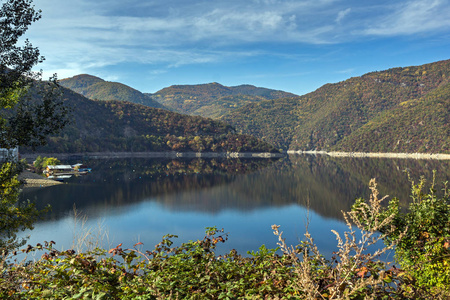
[222,59,450,153]
[146,82,297,118]
[21,86,279,154]
[58,74,104,90]
[335,81,449,153]
[59,74,166,110]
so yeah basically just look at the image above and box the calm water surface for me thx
[19,154,450,258]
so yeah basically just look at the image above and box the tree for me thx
[33,155,60,172]
[0,0,68,253]
[0,161,45,253]
[0,0,41,101]
[1,0,69,149]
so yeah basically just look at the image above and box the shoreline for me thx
[19,151,285,161]
[18,150,450,161]
[287,150,450,160]
[18,170,63,189]
[16,150,449,189]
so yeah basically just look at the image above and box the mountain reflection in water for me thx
[19,155,450,257]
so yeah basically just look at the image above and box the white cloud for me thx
[31,0,343,45]
[25,0,450,80]
[336,8,351,23]
[149,69,168,76]
[362,0,450,36]
[239,70,312,80]
[335,68,355,74]
[101,74,120,82]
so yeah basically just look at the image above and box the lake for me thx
[18,154,450,259]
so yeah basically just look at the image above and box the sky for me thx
[24,0,450,96]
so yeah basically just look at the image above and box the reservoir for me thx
[19,154,450,258]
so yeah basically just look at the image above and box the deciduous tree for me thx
[0,0,67,253]
[1,0,69,149]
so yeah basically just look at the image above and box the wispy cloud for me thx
[335,68,356,74]
[361,0,450,36]
[25,0,450,81]
[30,0,343,46]
[239,71,313,80]
[336,8,351,23]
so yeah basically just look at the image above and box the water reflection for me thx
[19,155,450,257]
[21,158,278,219]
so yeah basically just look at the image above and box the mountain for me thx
[146,82,297,118]
[21,86,279,154]
[59,74,166,110]
[222,59,450,153]
[57,74,104,90]
[335,82,449,153]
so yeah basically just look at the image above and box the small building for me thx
[0,147,19,162]
[45,165,74,175]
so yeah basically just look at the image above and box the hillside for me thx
[21,86,279,154]
[59,75,166,110]
[222,59,450,153]
[334,82,449,153]
[57,74,104,91]
[147,82,297,117]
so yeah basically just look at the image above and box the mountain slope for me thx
[57,74,104,91]
[59,75,166,110]
[334,82,450,153]
[22,86,279,154]
[147,82,297,117]
[222,59,450,153]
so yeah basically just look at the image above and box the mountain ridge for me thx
[222,59,450,153]
[59,75,167,110]
[21,85,279,154]
[57,59,449,154]
[146,82,297,117]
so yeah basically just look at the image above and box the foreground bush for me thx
[353,174,450,297]
[1,178,449,299]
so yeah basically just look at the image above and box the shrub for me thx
[352,173,450,297]
[33,156,61,172]
[1,176,448,298]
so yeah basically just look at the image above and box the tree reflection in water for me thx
[19,155,449,256]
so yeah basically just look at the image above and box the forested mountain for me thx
[335,82,449,153]
[21,86,279,154]
[59,74,166,110]
[146,82,297,117]
[222,59,450,153]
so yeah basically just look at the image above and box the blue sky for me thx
[26,0,450,95]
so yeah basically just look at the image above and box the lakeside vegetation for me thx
[2,172,450,298]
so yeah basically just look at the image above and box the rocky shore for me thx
[20,151,285,161]
[287,150,450,160]
[18,170,63,188]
